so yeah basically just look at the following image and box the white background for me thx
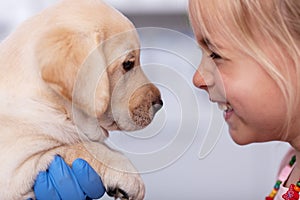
[0,0,291,199]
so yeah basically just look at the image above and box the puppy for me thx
[0,0,163,199]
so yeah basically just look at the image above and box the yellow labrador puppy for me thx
[0,0,163,199]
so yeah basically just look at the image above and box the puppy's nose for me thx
[152,98,163,114]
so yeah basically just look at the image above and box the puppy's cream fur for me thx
[0,0,162,199]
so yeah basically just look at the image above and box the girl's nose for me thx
[193,69,211,92]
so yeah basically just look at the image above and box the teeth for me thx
[218,103,233,112]
[227,104,233,111]
[218,104,228,111]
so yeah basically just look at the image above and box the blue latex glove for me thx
[33,156,105,200]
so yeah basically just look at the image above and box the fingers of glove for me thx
[72,158,106,199]
[34,171,61,200]
[47,156,86,200]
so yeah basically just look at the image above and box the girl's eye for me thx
[122,60,135,72]
[209,52,222,59]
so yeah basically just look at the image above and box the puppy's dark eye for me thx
[123,60,135,72]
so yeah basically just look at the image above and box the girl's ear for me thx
[36,27,110,117]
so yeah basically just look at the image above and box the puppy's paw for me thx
[58,143,145,199]
[102,159,145,200]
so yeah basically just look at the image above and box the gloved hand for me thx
[33,156,106,200]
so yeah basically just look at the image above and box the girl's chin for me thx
[228,128,254,146]
[229,129,275,145]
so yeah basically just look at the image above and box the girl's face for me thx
[190,2,290,145]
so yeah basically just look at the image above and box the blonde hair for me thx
[189,0,300,139]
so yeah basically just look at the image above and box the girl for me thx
[188,0,300,199]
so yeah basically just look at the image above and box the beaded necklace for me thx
[265,155,300,200]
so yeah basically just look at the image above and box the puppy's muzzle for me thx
[129,84,163,128]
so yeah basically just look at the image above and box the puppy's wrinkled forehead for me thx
[102,31,140,65]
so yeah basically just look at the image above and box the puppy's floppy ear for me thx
[36,27,110,117]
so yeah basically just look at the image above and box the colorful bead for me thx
[290,156,296,166]
[279,166,293,181]
[294,185,300,193]
[267,155,300,200]
[274,181,282,190]
[271,189,277,196]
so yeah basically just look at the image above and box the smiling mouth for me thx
[217,103,234,121]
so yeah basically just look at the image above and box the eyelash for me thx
[209,52,222,59]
